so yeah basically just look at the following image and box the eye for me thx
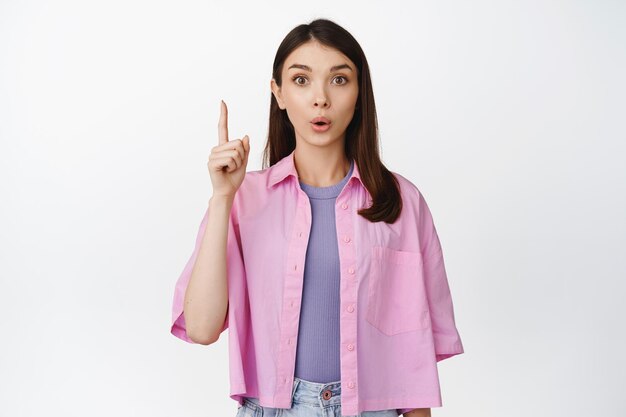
[292,75,307,86]
[333,75,349,85]
[291,75,349,86]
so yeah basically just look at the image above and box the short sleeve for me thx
[417,191,464,362]
[170,201,243,343]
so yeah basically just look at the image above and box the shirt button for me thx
[347,343,354,351]
[293,264,297,270]
[348,267,355,274]
[288,338,292,345]
[343,236,351,243]
[348,381,355,389]
[290,300,294,307]
[341,203,348,209]
[283,377,287,384]
[347,304,354,313]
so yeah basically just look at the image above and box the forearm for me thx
[184,194,233,344]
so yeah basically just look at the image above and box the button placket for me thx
[335,189,359,413]
[276,191,311,404]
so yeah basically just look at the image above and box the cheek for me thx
[338,86,358,105]
[283,91,309,113]
[282,97,308,125]
[337,91,359,114]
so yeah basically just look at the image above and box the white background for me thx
[1,1,625,416]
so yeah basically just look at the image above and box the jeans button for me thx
[322,389,332,400]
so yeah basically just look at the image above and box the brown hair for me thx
[261,18,403,224]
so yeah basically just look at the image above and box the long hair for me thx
[262,18,402,224]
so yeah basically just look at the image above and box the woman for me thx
[170,18,464,417]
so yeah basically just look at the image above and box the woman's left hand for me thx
[402,408,431,417]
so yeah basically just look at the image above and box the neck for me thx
[293,144,350,187]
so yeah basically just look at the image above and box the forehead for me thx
[283,41,354,71]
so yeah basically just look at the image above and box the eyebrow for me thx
[287,63,353,72]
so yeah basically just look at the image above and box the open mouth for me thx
[311,116,331,126]
[310,119,331,132]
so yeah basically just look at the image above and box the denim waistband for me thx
[246,376,343,409]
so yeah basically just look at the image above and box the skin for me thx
[403,409,432,417]
[270,40,431,417]
[270,39,357,186]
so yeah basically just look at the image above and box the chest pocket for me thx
[365,245,430,335]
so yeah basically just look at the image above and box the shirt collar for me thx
[267,148,364,189]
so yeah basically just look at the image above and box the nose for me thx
[314,97,329,108]
[313,86,329,108]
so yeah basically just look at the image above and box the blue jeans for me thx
[236,377,399,417]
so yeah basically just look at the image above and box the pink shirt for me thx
[170,149,464,415]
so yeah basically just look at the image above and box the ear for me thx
[270,78,286,110]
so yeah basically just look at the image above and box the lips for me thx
[311,116,331,125]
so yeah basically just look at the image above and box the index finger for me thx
[218,99,229,144]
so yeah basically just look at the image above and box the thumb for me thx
[243,135,250,154]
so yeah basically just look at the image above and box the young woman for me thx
[171,18,464,417]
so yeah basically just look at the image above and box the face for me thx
[271,40,359,149]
